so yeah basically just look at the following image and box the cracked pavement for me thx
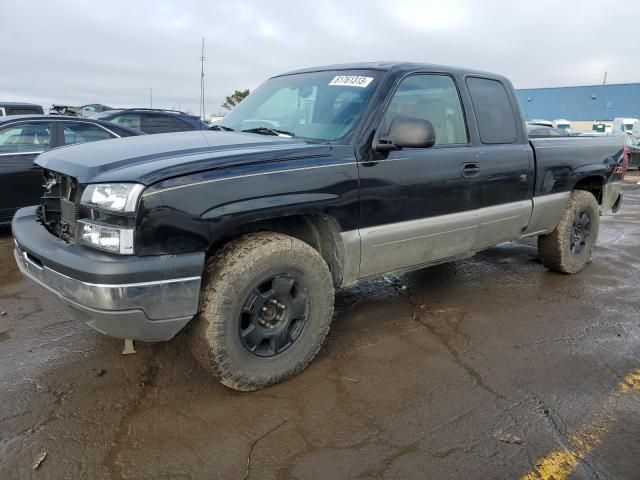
[1,180,640,479]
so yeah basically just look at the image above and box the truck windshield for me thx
[217,70,382,142]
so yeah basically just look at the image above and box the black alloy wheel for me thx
[239,274,309,358]
[570,211,591,255]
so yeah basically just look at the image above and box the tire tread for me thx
[189,232,334,391]
[538,190,600,274]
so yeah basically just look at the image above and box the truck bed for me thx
[529,135,625,199]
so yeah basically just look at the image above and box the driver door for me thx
[357,73,481,277]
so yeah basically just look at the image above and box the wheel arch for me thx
[573,174,605,204]
[206,213,350,288]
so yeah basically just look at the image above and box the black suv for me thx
[95,108,209,134]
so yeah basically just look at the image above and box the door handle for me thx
[461,162,480,178]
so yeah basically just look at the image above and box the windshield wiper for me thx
[241,127,295,137]
[209,124,234,131]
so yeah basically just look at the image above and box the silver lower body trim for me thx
[357,200,533,278]
[14,247,201,322]
[521,192,570,237]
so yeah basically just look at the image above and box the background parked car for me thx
[592,122,611,133]
[0,102,44,116]
[49,104,115,117]
[79,103,113,117]
[0,115,141,224]
[622,134,640,169]
[526,124,569,137]
[612,117,639,135]
[553,118,572,133]
[528,119,554,127]
[94,108,208,134]
[49,105,81,116]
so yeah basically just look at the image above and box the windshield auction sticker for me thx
[328,76,374,88]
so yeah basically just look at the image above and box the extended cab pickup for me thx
[12,62,626,390]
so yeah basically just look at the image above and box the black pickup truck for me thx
[12,62,626,391]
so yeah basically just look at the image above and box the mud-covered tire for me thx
[189,232,335,391]
[538,190,600,274]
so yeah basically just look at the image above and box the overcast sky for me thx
[1,0,636,116]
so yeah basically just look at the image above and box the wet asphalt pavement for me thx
[2,182,640,480]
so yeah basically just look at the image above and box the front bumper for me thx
[12,207,204,341]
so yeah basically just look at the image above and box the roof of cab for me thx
[276,61,506,81]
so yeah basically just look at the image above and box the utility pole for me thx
[150,88,153,108]
[200,37,206,121]
[602,72,608,85]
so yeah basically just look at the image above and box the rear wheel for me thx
[189,232,334,391]
[538,190,600,274]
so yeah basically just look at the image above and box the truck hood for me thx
[36,130,331,184]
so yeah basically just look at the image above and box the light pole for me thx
[200,37,206,121]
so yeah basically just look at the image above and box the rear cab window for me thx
[466,77,518,144]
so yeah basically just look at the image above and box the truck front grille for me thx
[39,170,79,240]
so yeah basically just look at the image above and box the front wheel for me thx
[189,232,335,391]
[538,190,600,274]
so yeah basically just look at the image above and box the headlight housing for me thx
[77,220,135,254]
[77,183,144,255]
[81,183,144,213]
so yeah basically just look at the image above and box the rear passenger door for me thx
[465,76,534,247]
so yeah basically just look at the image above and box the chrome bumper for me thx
[14,244,201,341]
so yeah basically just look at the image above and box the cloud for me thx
[1,0,636,116]
[390,0,470,31]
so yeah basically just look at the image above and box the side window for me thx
[381,75,468,145]
[141,114,177,134]
[168,116,195,131]
[466,77,518,144]
[0,122,53,154]
[110,113,141,131]
[62,122,113,145]
[105,125,139,137]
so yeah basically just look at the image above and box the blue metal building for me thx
[515,83,640,121]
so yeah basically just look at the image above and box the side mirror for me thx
[376,116,436,151]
